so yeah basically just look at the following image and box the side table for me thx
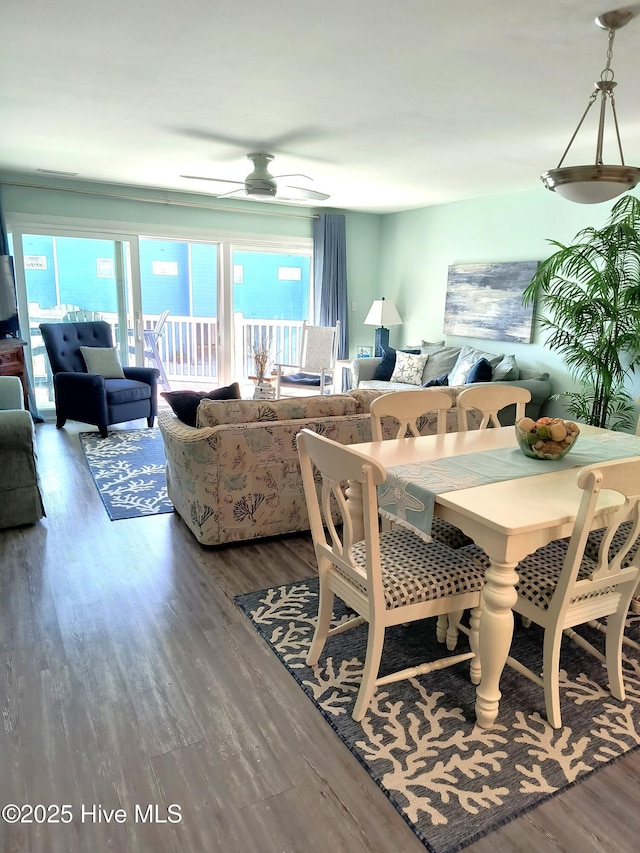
[249,376,276,400]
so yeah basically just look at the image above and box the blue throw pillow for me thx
[422,373,449,387]
[161,382,241,426]
[372,346,420,381]
[466,357,493,384]
[373,346,397,380]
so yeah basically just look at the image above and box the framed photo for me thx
[356,345,373,358]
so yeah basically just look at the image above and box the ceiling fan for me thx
[181,152,330,202]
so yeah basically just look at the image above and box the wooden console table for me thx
[0,338,29,409]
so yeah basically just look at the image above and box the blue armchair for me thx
[40,321,160,438]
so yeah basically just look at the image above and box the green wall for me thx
[378,187,640,417]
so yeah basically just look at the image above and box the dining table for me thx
[349,423,640,728]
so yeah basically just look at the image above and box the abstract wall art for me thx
[444,261,538,343]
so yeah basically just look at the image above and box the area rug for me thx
[235,578,640,853]
[79,428,173,520]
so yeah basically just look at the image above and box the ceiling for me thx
[2,0,640,214]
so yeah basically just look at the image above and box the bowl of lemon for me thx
[515,416,580,460]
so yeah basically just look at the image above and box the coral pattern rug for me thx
[80,428,173,520]
[235,577,640,853]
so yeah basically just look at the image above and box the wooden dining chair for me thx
[369,388,453,440]
[370,388,478,650]
[297,428,486,721]
[501,457,640,728]
[456,384,531,431]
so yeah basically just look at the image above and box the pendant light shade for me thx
[541,9,640,204]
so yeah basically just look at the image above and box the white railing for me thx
[148,314,304,383]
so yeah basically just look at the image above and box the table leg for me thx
[475,558,519,728]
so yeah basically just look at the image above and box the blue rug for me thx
[80,428,173,520]
[235,577,640,853]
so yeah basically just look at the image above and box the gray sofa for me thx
[351,343,552,423]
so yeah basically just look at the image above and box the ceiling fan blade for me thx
[214,188,247,199]
[180,175,244,185]
[272,173,313,181]
[278,185,330,201]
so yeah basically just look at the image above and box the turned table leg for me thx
[475,558,519,728]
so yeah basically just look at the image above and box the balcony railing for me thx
[151,314,304,383]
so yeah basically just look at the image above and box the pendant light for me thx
[541,8,640,204]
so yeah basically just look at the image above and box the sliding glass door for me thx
[230,247,312,384]
[136,237,219,390]
[13,232,133,410]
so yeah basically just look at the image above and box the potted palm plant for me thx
[523,195,640,430]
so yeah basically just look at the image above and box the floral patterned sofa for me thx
[157,390,481,546]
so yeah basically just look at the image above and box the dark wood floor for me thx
[1,421,640,853]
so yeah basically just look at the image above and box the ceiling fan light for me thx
[541,164,640,204]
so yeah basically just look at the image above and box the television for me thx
[0,255,19,338]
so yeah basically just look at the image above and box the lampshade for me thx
[364,298,402,328]
[540,8,640,204]
[540,165,640,204]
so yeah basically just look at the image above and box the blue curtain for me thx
[313,214,348,361]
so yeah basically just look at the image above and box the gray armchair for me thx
[0,375,45,528]
[40,321,160,438]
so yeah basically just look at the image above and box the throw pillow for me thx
[466,357,493,383]
[372,345,397,380]
[493,354,520,381]
[422,373,449,387]
[448,345,503,386]
[419,345,462,384]
[161,383,241,426]
[80,346,125,379]
[390,351,429,385]
[372,345,421,381]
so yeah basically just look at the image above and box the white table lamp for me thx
[364,298,402,356]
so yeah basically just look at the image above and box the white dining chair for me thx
[297,428,486,721]
[501,457,640,728]
[456,384,531,432]
[370,389,474,632]
[369,388,453,441]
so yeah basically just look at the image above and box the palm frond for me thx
[523,196,640,428]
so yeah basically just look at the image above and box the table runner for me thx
[377,432,640,541]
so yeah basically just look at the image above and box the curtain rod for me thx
[1,180,321,220]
